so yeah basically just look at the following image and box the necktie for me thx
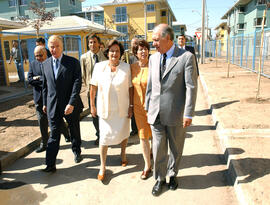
[161,53,167,77]
[93,54,99,64]
[54,58,59,79]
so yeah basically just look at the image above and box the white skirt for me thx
[99,110,130,146]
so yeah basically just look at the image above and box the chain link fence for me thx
[204,28,270,79]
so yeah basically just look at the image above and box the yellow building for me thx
[214,22,228,56]
[101,0,176,49]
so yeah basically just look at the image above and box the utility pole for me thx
[201,0,205,64]
[144,0,147,40]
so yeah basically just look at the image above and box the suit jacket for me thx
[80,50,106,89]
[28,60,44,104]
[145,46,198,126]
[42,54,83,119]
[184,45,199,75]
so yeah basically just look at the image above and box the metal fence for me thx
[204,28,270,78]
[0,32,82,102]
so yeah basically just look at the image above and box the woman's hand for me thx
[91,106,97,118]
[128,107,133,118]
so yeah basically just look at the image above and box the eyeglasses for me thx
[35,54,43,57]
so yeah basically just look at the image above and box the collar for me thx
[164,44,175,59]
[179,45,185,50]
[52,54,63,63]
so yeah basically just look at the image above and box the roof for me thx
[0,17,25,29]
[214,22,227,30]
[101,0,176,21]
[221,0,253,19]
[172,22,187,31]
[2,16,124,37]
[82,6,104,12]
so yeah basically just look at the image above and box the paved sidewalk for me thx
[0,60,269,204]
[199,60,270,205]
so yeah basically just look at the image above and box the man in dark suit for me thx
[146,24,198,196]
[28,46,71,153]
[178,34,199,75]
[42,35,83,172]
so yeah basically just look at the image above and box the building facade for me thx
[214,22,228,55]
[172,22,186,44]
[100,0,176,50]
[72,6,104,25]
[0,0,82,20]
[221,0,270,36]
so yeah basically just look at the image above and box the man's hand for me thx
[43,106,47,114]
[64,104,74,115]
[183,118,192,128]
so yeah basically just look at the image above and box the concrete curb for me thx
[199,74,248,205]
[0,108,90,174]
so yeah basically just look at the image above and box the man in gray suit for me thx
[145,24,198,196]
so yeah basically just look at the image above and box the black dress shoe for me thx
[36,146,46,153]
[74,153,83,163]
[152,180,166,196]
[42,166,56,173]
[65,137,71,142]
[168,176,178,190]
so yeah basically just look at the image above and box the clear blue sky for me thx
[82,0,237,37]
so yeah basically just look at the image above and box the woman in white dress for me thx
[90,40,133,181]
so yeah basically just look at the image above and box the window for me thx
[148,23,155,31]
[238,23,246,30]
[173,26,180,33]
[94,13,104,25]
[239,6,245,13]
[257,0,266,5]
[19,0,27,5]
[70,0,75,5]
[8,0,16,7]
[146,4,155,12]
[10,17,15,20]
[115,7,127,23]
[4,41,10,60]
[63,37,79,52]
[116,25,129,49]
[161,10,166,16]
[42,0,54,3]
[254,17,266,27]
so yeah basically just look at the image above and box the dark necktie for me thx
[161,53,167,77]
[93,54,99,64]
[54,59,59,79]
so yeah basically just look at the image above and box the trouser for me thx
[88,93,99,138]
[131,115,138,133]
[151,115,186,181]
[46,109,81,167]
[14,60,25,82]
[35,103,70,148]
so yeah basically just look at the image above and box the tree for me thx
[20,1,58,37]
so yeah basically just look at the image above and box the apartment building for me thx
[100,0,176,49]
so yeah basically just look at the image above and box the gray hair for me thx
[154,24,174,41]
